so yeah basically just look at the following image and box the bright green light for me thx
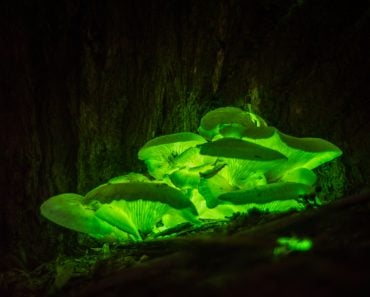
[40,106,342,242]
[274,236,313,256]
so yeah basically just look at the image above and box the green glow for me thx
[274,236,313,256]
[40,106,342,242]
[198,106,268,140]
[137,132,207,180]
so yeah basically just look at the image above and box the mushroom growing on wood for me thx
[84,180,199,240]
[198,106,268,140]
[138,132,207,180]
[197,136,291,189]
[168,146,217,190]
[218,182,313,204]
[196,108,341,211]
[40,193,129,241]
[241,128,342,182]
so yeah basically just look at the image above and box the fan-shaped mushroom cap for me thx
[198,107,268,140]
[197,177,304,215]
[84,181,199,236]
[242,129,342,181]
[198,163,313,209]
[85,173,150,200]
[167,147,217,190]
[40,193,129,240]
[138,132,207,179]
[84,181,197,213]
[94,203,142,240]
[197,138,287,193]
[108,173,150,184]
[198,138,286,161]
[280,168,317,186]
[190,189,242,220]
[95,199,172,240]
[218,182,313,204]
[198,173,236,208]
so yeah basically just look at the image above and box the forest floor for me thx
[1,193,370,297]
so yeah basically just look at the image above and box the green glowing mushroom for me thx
[280,167,317,186]
[196,110,341,210]
[84,180,199,240]
[198,138,289,189]
[273,236,313,256]
[218,182,313,204]
[190,189,243,220]
[198,138,287,161]
[168,147,217,190]
[242,128,342,181]
[198,171,237,208]
[138,132,207,180]
[198,106,268,141]
[108,172,150,184]
[40,193,129,241]
[40,105,344,242]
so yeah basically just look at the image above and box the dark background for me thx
[1,0,370,294]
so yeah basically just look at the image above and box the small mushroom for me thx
[40,193,129,241]
[198,107,268,140]
[168,146,217,190]
[198,171,236,208]
[280,167,317,186]
[138,132,207,180]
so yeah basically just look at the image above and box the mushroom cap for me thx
[198,173,236,208]
[190,189,242,220]
[84,181,198,216]
[172,147,216,169]
[169,168,201,190]
[198,107,268,140]
[95,203,142,240]
[167,147,217,189]
[242,129,342,181]
[40,193,129,240]
[218,125,275,140]
[198,138,287,161]
[197,138,287,192]
[280,168,317,186]
[218,182,313,205]
[95,199,173,240]
[85,173,150,200]
[138,132,207,179]
[108,173,150,184]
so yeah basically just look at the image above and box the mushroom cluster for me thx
[40,106,342,242]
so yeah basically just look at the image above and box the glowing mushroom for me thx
[197,138,286,161]
[168,146,217,190]
[198,106,268,140]
[197,133,339,210]
[218,182,313,204]
[138,132,207,180]
[40,193,129,241]
[242,128,342,181]
[197,138,287,192]
[84,181,199,240]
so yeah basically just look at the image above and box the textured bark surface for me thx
[1,0,369,283]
